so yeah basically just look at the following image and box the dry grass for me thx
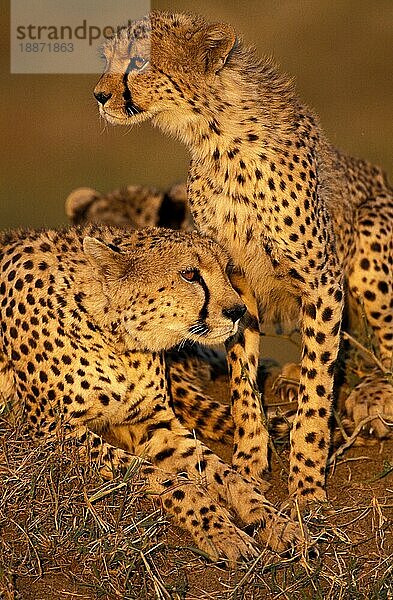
[1,317,392,599]
[0,420,172,599]
[1,405,392,599]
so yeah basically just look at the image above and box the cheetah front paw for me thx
[344,374,393,439]
[158,477,260,564]
[228,478,306,553]
[256,512,306,554]
[194,519,259,564]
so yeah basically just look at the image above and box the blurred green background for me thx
[1,0,392,229]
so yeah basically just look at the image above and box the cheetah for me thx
[66,182,191,230]
[94,11,393,506]
[0,225,302,562]
[65,183,238,444]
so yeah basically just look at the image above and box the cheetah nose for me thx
[222,304,247,323]
[94,90,112,106]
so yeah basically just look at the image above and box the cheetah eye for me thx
[126,56,149,74]
[99,48,108,67]
[180,268,201,283]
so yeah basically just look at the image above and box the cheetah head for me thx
[65,183,189,230]
[94,11,237,132]
[66,185,164,227]
[83,228,245,352]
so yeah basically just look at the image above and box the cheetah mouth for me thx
[100,110,129,125]
[196,330,237,345]
[100,106,147,126]
[207,331,234,341]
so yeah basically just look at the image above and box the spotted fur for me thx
[0,225,302,561]
[94,11,393,505]
[65,183,242,445]
[66,182,191,230]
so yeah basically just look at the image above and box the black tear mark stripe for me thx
[122,68,141,115]
[122,70,132,102]
[198,276,210,322]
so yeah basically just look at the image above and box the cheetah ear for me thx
[83,237,129,281]
[65,187,101,223]
[199,23,237,74]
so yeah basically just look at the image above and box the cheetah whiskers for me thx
[98,112,109,135]
[188,320,210,337]
[177,325,201,351]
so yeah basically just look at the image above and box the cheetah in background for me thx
[66,182,192,230]
[0,225,302,561]
[94,11,393,505]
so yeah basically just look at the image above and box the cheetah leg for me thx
[170,360,295,446]
[288,266,344,504]
[0,350,17,417]
[68,426,259,563]
[169,360,233,443]
[225,273,269,480]
[347,195,393,369]
[343,195,393,434]
[116,408,302,553]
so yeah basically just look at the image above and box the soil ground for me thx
[1,367,392,600]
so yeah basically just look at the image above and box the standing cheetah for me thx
[0,225,301,561]
[94,11,393,506]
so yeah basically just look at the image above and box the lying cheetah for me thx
[65,184,238,443]
[0,225,301,561]
[66,182,191,229]
[94,11,393,505]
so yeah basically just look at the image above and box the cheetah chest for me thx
[188,188,300,320]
